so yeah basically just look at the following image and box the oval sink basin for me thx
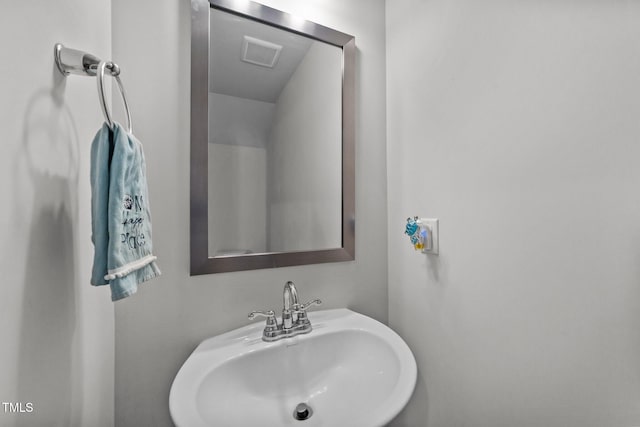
[169,308,417,427]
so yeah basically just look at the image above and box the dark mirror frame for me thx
[190,0,355,275]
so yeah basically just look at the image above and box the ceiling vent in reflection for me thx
[241,36,282,68]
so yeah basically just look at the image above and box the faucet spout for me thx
[283,281,299,311]
[282,281,299,329]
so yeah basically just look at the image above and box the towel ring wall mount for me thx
[54,43,132,134]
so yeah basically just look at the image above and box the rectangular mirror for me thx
[191,0,355,274]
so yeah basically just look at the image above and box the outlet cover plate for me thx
[420,218,439,255]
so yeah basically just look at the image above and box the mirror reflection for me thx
[208,8,343,257]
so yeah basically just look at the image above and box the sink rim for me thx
[169,308,417,427]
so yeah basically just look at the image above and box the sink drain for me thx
[293,403,313,421]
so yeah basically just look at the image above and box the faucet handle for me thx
[296,299,322,312]
[248,310,275,320]
[293,299,322,326]
[248,310,277,328]
[249,310,279,338]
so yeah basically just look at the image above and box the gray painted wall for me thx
[111,0,387,425]
[208,143,267,255]
[387,1,640,426]
[268,41,342,252]
[0,2,114,426]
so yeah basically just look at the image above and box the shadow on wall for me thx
[13,65,83,426]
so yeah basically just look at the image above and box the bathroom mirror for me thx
[191,0,355,274]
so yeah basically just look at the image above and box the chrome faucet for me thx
[282,280,299,329]
[248,281,322,342]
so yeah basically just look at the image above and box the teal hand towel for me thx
[90,122,161,301]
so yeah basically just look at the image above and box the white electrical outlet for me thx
[420,218,439,255]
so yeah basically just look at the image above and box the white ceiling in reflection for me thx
[210,8,313,103]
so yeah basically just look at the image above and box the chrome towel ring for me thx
[97,61,132,134]
[54,43,133,134]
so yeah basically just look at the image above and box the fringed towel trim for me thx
[104,254,157,281]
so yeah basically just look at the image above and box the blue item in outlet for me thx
[405,217,419,245]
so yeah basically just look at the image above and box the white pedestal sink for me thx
[169,308,417,427]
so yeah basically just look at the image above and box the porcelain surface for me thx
[169,308,417,427]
